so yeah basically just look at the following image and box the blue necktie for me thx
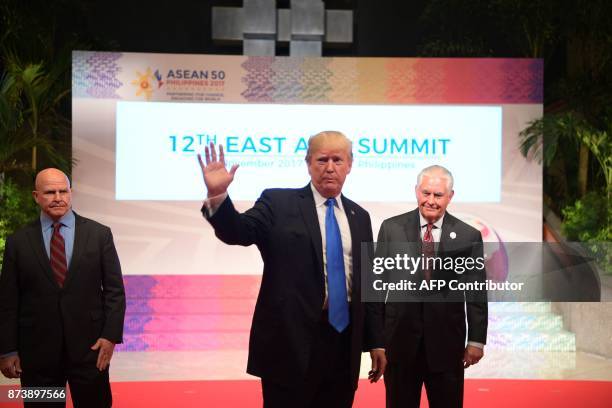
[325,198,349,332]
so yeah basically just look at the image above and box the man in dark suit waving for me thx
[374,165,488,408]
[198,131,386,408]
[0,168,125,408]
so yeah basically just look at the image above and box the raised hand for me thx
[197,142,239,197]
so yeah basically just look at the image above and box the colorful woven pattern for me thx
[73,51,123,98]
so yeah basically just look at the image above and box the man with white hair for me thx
[373,165,488,408]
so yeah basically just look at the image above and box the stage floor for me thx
[2,350,612,384]
[112,349,612,382]
[2,350,611,407]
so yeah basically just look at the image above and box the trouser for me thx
[384,338,464,408]
[261,313,355,408]
[20,347,112,408]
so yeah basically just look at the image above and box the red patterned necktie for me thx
[422,223,435,281]
[50,223,68,287]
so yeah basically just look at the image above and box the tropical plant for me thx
[561,192,611,274]
[0,179,38,265]
[519,113,611,200]
[0,0,79,267]
[562,192,610,241]
[0,59,73,267]
[0,58,72,175]
[1,0,84,177]
[518,112,583,166]
[576,124,612,199]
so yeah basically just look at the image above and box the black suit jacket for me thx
[204,185,378,388]
[372,209,488,371]
[0,213,126,373]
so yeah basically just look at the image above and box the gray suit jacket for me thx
[369,209,487,370]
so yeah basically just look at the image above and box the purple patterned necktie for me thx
[50,223,68,287]
[422,223,434,281]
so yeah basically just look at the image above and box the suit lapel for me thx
[63,213,89,289]
[404,209,422,252]
[439,211,457,252]
[340,195,360,288]
[341,195,359,243]
[25,220,60,290]
[297,186,324,275]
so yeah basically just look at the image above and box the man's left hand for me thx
[368,349,387,383]
[463,345,484,368]
[0,355,21,379]
[91,338,115,371]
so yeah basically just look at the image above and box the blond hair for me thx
[305,131,353,162]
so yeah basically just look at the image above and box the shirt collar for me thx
[419,211,444,230]
[40,209,75,230]
[310,183,344,211]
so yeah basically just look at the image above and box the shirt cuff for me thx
[203,192,228,217]
[467,341,485,349]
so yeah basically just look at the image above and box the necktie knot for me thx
[325,198,337,208]
[53,222,62,232]
[423,223,435,241]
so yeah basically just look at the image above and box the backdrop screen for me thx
[73,52,542,277]
[115,102,502,202]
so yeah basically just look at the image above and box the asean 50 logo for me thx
[131,68,164,100]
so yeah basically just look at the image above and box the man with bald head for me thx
[198,131,386,407]
[0,168,125,407]
[374,165,488,408]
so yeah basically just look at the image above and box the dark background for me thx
[0,0,610,240]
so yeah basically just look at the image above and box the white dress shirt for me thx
[310,183,353,305]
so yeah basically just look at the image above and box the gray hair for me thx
[416,165,454,191]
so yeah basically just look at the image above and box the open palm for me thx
[197,143,239,197]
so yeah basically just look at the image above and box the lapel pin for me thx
[450,232,457,239]
[350,210,355,215]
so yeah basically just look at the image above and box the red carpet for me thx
[111,379,611,408]
[2,379,610,407]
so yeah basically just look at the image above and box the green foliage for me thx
[576,125,612,196]
[562,192,609,240]
[520,112,612,211]
[561,192,611,274]
[1,0,80,177]
[518,112,583,166]
[0,57,72,175]
[0,179,38,267]
[0,0,77,270]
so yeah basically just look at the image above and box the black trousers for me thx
[20,348,112,408]
[384,338,464,408]
[261,314,355,408]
